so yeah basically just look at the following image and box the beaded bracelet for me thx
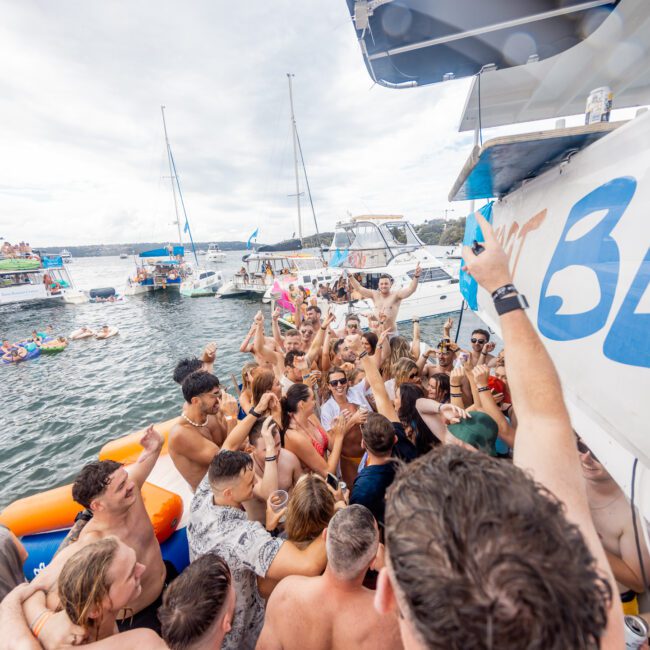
[477,386,490,392]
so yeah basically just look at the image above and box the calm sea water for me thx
[0,248,486,509]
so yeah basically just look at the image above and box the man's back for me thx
[258,574,402,650]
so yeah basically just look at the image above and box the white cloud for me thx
[0,1,478,247]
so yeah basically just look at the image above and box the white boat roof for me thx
[458,0,650,131]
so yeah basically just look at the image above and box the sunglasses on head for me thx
[329,377,348,387]
[471,338,487,344]
[576,439,598,462]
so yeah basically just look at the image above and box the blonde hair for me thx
[381,336,413,379]
[241,361,259,391]
[57,537,120,638]
[394,357,419,388]
[285,475,335,545]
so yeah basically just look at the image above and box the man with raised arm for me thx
[347,265,421,333]
[27,426,173,636]
[373,212,624,649]
[258,505,403,650]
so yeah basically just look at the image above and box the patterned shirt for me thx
[188,475,283,650]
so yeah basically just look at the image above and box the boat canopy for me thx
[345,0,618,88]
[139,246,184,258]
[330,219,424,269]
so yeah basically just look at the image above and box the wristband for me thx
[494,293,529,316]
[320,326,326,330]
[450,385,462,389]
[358,351,368,359]
[265,455,277,462]
[450,392,463,398]
[436,402,442,413]
[249,407,262,418]
[477,386,490,392]
[491,284,517,301]
[413,318,419,323]
[33,611,55,638]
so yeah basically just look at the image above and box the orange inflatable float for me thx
[0,481,182,543]
[0,417,184,543]
[99,416,180,464]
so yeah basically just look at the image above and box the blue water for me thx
[0,249,486,509]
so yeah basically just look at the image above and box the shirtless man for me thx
[270,308,302,353]
[579,438,650,599]
[169,371,229,491]
[348,265,421,333]
[172,342,218,384]
[28,426,169,635]
[258,505,402,650]
[170,377,279,491]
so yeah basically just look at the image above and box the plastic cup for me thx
[270,489,288,524]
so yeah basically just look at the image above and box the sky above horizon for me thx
[0,1,639,248]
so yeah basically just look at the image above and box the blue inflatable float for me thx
[21,526,190,580]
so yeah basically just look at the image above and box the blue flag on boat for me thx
[459,202,493,311]
[183,219,190,234]
[247,228,259,250]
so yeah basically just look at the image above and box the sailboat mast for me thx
[161,105,183,246]
[287,73,303,244]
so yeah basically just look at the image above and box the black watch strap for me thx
[494,293,529,316]
[249,407,262,418]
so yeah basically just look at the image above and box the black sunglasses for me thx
[329,377,348,387]
[576,439,599,462]
[471,338,487,344]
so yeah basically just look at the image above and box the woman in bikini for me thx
[281,383,348,477]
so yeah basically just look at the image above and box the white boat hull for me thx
[466,110,650,516]
[207,253,227,263]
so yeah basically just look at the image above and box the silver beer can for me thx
[624,615,648,649]
[585,86,613,124]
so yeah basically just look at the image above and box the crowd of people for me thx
[1,213,648,648]
[0,240,33,259]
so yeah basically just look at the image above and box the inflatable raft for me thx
[0,416,192,579]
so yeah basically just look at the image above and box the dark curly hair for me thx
[72,460,123,509]
[385,446,611,650]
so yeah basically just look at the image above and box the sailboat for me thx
[218,74,329,297]
[344,0,650,516]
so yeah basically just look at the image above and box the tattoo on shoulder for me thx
[53,518,88,556]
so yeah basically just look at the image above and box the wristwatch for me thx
[494,293,529,316]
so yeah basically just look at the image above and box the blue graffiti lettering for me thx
[538,177,636,341]
[603,248,650,368]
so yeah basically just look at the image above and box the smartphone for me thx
[326,472,339,491]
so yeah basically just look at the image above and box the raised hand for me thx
[138,424,164,462]
[472,364,490,388]
[255,391,277,414]
[254,310,264,324]
[440,403,471,425]
[202,341,217,361]
[444,317,454,331]
[414,263,422,279]
[260,416,278,450]
[482,341,496,354]
[272,307,281,321]
[461,211,512,293]
[450,366,464,384]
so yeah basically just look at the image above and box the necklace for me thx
[182,413,209,428]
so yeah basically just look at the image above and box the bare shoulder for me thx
[269,575,311,605]
[84,628,166,649]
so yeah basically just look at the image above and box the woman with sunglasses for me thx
[383,357,420,402]
[320,367,374,485]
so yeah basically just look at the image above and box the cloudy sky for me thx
[0,1,638,248]
[0,1,481,247]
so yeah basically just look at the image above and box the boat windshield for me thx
[331,221,422,269]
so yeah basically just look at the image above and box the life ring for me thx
[1,344,40,364]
